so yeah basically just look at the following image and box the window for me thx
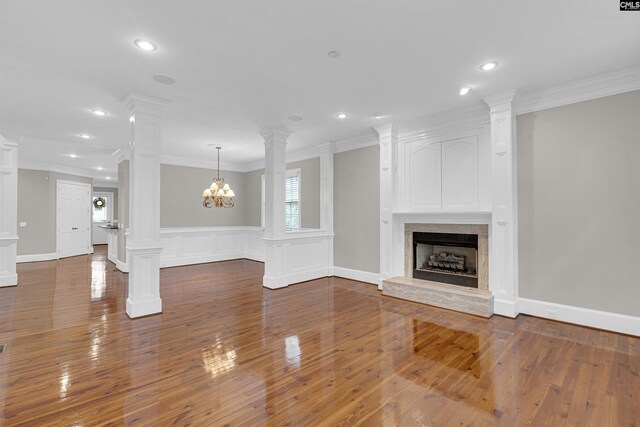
[285,171,300,230]
[92,193,113,223]
[261,169,301,230]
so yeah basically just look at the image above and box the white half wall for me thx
[159,226,264,268]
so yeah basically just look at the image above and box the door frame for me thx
[56,179,93,258]
[92,190,115,245]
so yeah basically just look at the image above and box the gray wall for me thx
[333,146,380,274]
[17,169,52,255]
[517,90,640,317]
[94,186,118,221]
[244,157,321,229]
[117,160,129,262]
[245,168,262,227]
[17,169,93,256]
[160,164,247,227]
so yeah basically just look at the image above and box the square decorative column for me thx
[261,128,291,289]
[124,92,170,318]
[319,141,335,266]
[375,123,399,290]
[0,135,18,287]
[484,90,519,317]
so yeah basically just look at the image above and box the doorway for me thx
[56,180,92,259]
[92,191,114,245]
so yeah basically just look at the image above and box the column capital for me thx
[124,91,171,120]
[316,141,336,154]
[374,122,399,140]
[112,148,130,163]
[260,127,292,144]
[484,89,518,113]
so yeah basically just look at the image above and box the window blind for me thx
[285,173,300,229]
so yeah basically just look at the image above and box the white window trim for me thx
[261,168,302,230]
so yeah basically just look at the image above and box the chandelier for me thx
[202,146,235,208]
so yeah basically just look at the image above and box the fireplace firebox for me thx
[413,232,478,288]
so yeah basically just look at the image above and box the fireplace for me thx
[413,232,478,288]
[404,223,489,292]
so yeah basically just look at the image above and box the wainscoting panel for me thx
[159,227,264,269]
[263,230,333,288]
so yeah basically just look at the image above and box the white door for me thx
[57,180,92,259]
[92,192,113,245]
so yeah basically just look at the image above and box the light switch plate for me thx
[19,222,27,227]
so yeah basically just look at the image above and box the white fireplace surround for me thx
[377,92,520,319]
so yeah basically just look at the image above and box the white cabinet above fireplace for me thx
[399,124,490,213]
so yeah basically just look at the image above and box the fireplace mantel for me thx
[392,211,491,224]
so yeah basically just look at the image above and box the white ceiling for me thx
[2,0,639,181]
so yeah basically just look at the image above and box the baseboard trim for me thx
[493,297,520,318]
[519,297,639,337]
[115,260,129,273]
[263,267,331,289]
[160,252,245,269]
[17,253,58,263]
[332,266,380,286]
[0,273,18,287]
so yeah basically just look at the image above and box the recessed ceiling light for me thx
[336,113,348,119]
[96,166,103,171]
[69,154,78,158]
[153,74,176,85]
[134,39,157,51]
[327,51,341,59]
[79,133,92,139]
[372,112,384,119]
[288,115,303,122]
[459,86,471,96]
[91,109,107,117]
[105,177,111,180]
[480,61,499,71]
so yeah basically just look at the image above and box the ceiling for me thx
[1,0,639,181]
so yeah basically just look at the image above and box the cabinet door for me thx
[442,136,478,209]
[408,140,442,210]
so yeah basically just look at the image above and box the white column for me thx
[124,92,170,318]
[375,123,399,290]
[484,90,519,317]
[261,128,290,289]
[318,141,335,268]
[0,135,18,287]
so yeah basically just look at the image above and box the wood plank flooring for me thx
[0,246,638,426]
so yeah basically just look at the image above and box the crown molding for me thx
[333,131,379,154]
[517,66,640,115]
[399,103,490,142]
[160,155,247,173]
[124,90,172,118]
[93,180,118,189]
[484,89,518,113]
[17,160,110,182]
[112,148,130,163]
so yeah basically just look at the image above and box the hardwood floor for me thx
[0,247,638,426]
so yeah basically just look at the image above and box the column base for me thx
[0,273,17,287]
[127,244,163,319]
[126,296,162,318]
[493,295,520,318]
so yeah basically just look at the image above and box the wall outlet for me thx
[19,222,27,227]
[546,309,559,320]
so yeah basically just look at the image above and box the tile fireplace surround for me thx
[383,223,494,317]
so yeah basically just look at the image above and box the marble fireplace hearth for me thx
[383,223,494,317]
